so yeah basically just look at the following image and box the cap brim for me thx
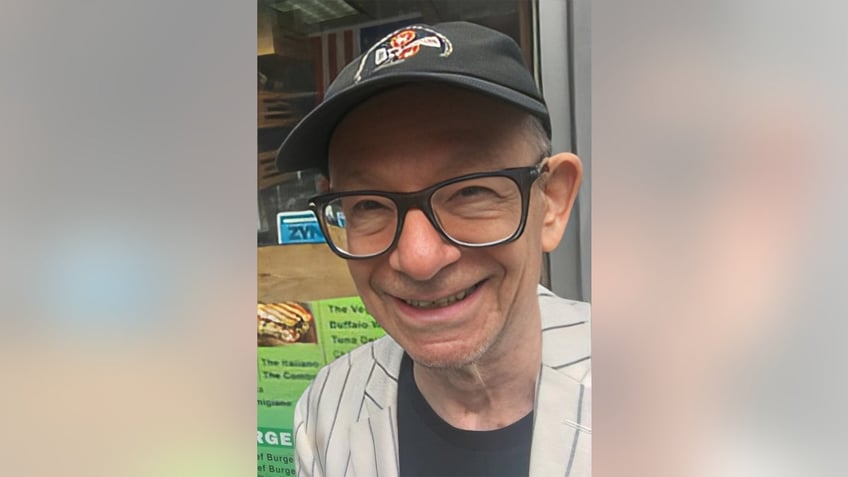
[274,72,550,177]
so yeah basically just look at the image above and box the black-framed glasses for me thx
[308,161,548,259]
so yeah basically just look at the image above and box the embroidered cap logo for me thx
[354,25,453,83]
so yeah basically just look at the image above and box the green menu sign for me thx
[257,296,385,477]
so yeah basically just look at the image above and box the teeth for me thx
[402,284,478,309]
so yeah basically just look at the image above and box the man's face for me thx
[327,85,563,369]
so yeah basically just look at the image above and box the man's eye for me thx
[456,186,496,198]
[352,199,388,212]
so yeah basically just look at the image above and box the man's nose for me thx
[387,209,461,281]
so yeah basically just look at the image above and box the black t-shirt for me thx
[397,353,533,477]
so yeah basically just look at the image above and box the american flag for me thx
[310,16,423,102]
[310,29,360,103]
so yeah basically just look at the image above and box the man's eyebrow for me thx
[328,169,373,192]
[326,150,506,192]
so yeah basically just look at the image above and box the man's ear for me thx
[540,152,583,252]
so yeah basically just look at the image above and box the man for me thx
[275,21,590,477]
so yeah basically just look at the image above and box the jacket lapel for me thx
[350,406,399,477]
[529,365,592,477]
[350,339,402,477]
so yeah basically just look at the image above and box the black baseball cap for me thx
[274,21,550,177]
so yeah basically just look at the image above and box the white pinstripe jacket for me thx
[294,286,591,477]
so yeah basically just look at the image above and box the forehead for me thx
[327,84,534,189]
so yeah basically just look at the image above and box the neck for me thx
[412,314,542,431]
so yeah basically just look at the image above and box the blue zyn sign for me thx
[277,211,327,245]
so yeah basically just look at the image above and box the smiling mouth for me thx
[400,282,483,310]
